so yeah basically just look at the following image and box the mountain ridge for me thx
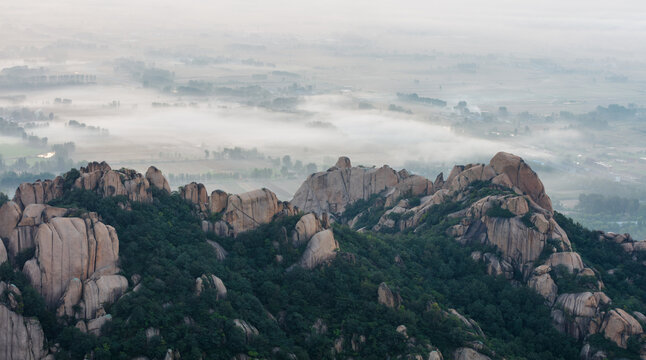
[0,152,645,359]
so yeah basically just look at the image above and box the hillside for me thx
[0,153,645,360]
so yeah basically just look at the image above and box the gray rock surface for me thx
[0,303,49,360]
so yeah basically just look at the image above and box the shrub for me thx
[486,204,515,218]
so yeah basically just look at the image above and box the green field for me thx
[0,141,42,160]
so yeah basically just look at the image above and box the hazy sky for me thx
[4,0,646,59]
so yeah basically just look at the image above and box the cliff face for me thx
[290,156,432,218]
[23,214,120,307]
[0,303,51,360]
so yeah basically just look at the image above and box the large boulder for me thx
[0,303,49,359]
[528,272,558,305]
[195,274,227,299]
[297,229,339,269]
[181,182,209,211]
[224,189,289,235]
[86,314,112,336]
[547,252,585,273]
[22,214,120,307]
[445,164,496,193]
[0,201,21,239]
[489,152,552,212]
[79,275,129,319]
[377,282,401,309]
[145,166,171,193]
[551,292,611,340]
[291,213,323,246]
[600,309,643,349]
[209,190,229,214]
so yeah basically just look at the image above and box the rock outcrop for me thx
[233,319,259,342]
[22,214,122,308]
[599,308,643,348]
[195,274,227,299]
[291,213,323,246]
[297,229,339,269]
[291,157,433,217]
[74,162,154,203]
[596,231,646,254]
[449,194,570,277]
[145,166,171,193]
[0,200,21,239]
[446,308,485,338]
[489,152,552,212]
[209,190,229,214]
[13,178,64,210]
[528,267,558,305]
[181,182,209,212]
[79,275,129,319]
[470,252,514,280]
[0,303,50,360]
[196,186,295,237]
[546,252,584,274]
[224,189,288,235]
[551,292,611,340]
[377,282,401,309]
[3,204,68,260]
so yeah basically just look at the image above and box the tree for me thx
[282,155,292,169]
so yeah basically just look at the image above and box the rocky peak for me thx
[145,166,171,193]
[290,156,433,217]
[489,152,552,212]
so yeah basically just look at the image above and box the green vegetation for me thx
[555,212,646,314]
[521,212,536,229]
[19,187,581,359]
[396,93,447,107]
[486,204,515,218]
